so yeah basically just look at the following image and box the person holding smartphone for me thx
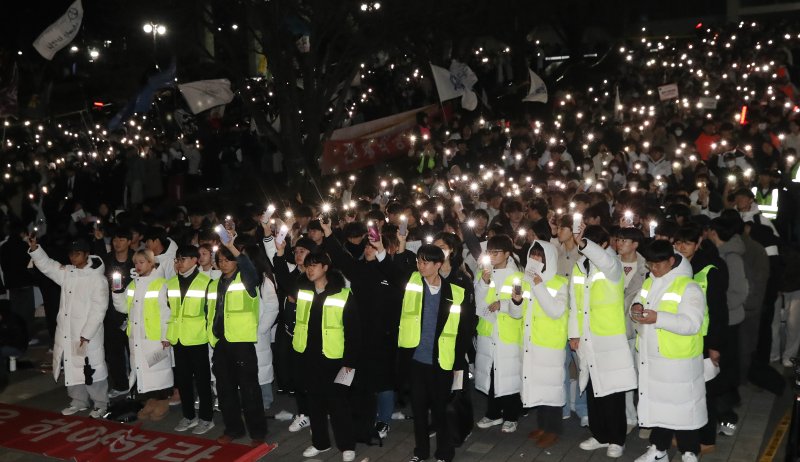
[631,240,707,462]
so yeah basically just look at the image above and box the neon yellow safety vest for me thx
[166,272,211,346]
[751,186,779,220]
[693,265,715,336]
[293,288,351,359]
[398,272,465,370]
[476,272,526,345]
[206,273,260,347]
[417,153,435,173]
[126,277,167,341]
[638,276,703,359]
[791,163,800,183]
[572,263,626,337]
[525,275,569,349]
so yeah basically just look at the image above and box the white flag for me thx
[430,64,464,102]
[33,0,84,61]
[522,69,547,103]
[614,85,623,121]
[178,79,235,114]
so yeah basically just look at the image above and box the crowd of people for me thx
[1,18,800,462]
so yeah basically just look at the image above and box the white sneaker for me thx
[579,437,609,451]
[607,444,624,458]
[635,445,667,462]
[580,416,589,427]
[61,405,87,416]
[174,417,198,432]
[718,421,737,436]
[476,417,503,429]
[501,421,517,433]
[342,450,356,462]
[108,388,128,399]
[682,452,699,462]
[391,411,407,420]
[290,414,311,432]
[192,419,215,435]
[89,407,107,419]
[302,446,330,457]
[783,358,794,368]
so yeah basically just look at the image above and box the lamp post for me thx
[142,22,166,69]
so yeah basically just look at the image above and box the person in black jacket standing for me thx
[294,252,361,462]
[401,244,473,462]
[674,224,729,453]
[102,227,135,398]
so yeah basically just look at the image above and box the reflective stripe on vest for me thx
[693,265,715,336]
[292,288,350,359]
[639,276,703,359]
[206,273,259,347]
[397,272,465,370]
[528,275,569,349]
[126,278,167,341]
[572,263,626,337]
[751,186,779,220]
[476,272,525,345]
[166,272,211,346]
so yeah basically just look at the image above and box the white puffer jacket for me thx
[255,277,280,385]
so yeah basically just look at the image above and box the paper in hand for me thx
[524,259,544,281]
[334,367,355,386]
[73,340,88,357]
[405,240,423,254]
[451,370,464,391]
[146,348,170,368]
[703,358,720,382]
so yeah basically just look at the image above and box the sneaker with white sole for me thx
[476,417,503,429]
[607,444,624,458]
[682,452,698,462]
[501,421,518,433]
[580,416,589,427]
[61,405,87,416]
[718,421,737,436]
[579,437,609,451]
[290,414,311,432]
[342,450,355,462]
[302,446,330,457]
[174,417,198,432]
[89,407,107,419]
[192,419,215,435]
[108,389,129,399]
[375,421,390,439]
[634,445,667,462]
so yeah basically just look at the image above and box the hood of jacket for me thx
[69,255,105,276]
[653,253,693,283]
[525,239,558,283]
[718,234,746,258]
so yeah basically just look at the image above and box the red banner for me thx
[0,402,275,462]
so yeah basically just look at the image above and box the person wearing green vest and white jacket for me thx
[631,240,707,462]
[520,241,569,449]
[474,235,524,434]
[569,225,636,459]
[166,245,214,435]
[112,249,173,421]
[293,252,361,462]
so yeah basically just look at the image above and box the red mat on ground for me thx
[0,402,276,461]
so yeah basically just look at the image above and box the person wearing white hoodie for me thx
[474,235,524,433]
[113,249,173,421]
[520,240,569,448]
[145,227,178,280]
[631,240,707,462]
[28,237,109,418]
[569,225,637,459]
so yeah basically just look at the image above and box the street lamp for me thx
[143,22,166,69]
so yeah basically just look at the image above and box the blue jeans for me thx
[376,389,394,424]
[562,344,587,419]
[260,382,274,410]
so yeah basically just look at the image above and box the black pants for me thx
[104,320,129,392]
[308,380,356,451]
[651,426,700,454]
[699,376,719,446]
[212,340,267,439]
[485,365,522,422]
[410,360,454,462]
[537,406,562,434]
[586,379,627,446]
[174,343,213,421]
[717,324,740,424]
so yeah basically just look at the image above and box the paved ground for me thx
[1,341,795,462]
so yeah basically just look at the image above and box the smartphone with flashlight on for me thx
[367,221,380,242]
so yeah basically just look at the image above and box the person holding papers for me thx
[520,241,569,448]
[294,252,361,462]
[112,249,172,421]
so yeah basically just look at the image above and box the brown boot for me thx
[149,399,170,421]
[536,432,559,449]
[137,399,156,421]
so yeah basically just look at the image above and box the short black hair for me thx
[144,226,169,249]
[654,221,679,239]
[112,227,133,240]
[709,217,737,241]
[531,218,552,241]
[642,239,676,263]
[304,251,331,267]
[416,244,445,264]
[614,227,644,245]
[583,225,610,247]
[487,234,514,253]
[673,224,703,244]
[176,245,200,259]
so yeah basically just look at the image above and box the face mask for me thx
[442,249,450,260]
[674,128,683,136]
[611,166,620,173]
[726,160,735,168]
[560,169,569,175]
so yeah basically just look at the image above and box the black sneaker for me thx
[375,421,390,439]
